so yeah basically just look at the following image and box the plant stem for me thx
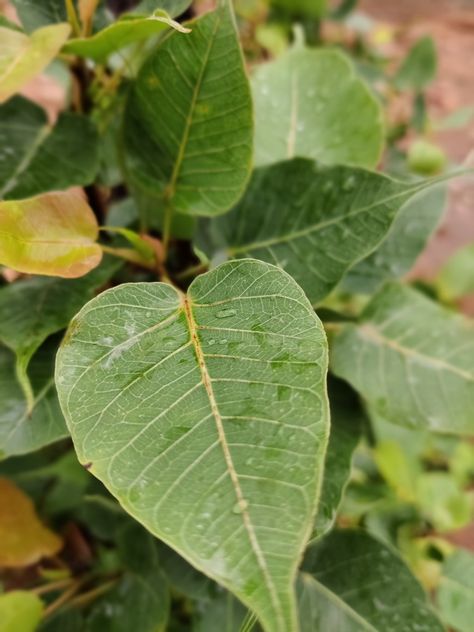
[32,578,74,596]
[100,244,156,270]
[66,578,118,609]
[176,262,209,281]
[65,0,81,37]
[42,579,85,619]
[161,202,173,261]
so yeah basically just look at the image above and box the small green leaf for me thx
[299,529,444,631]
[63,10,190,62]
[252,47,384,168]
[0,23,70,104]
[0,191,102,278]
[123,1,253,217]
[312,378,363,540]
[394,36,437,92]
[0,591,44,632]
[436,243,474,302]
[438,549,474,632]
[331,283,474,434]
[56,259,329,632]
[0,341,68,458]
[198,158,442,305]
[0,96,99,200]
[270,0,327,18]
[342,185,447,294]
[408,139,447,176]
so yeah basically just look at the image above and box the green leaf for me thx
[0,257,120,410]
[252,46,384,168]
[0,341,67,458]
[56,259,329,632]
[63,10,190,62]
[343,184,447,294]
[0,191,102,278]
[198,158,441,305]
[0,23,70,104]
[438,549,474,632]
[192,591,248,632]
[135,1,193,18]
[123,1,253,217]
[0,96,99,199]
[436,243,474,302]
[331,282,474,434]
[11,0,71,32]
[270,0,327,18]
[299,529,444,631]
[0,591,44,632]
[312,378,363,540]
[394,36,437,92]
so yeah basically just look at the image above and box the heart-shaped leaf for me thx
[0,23,70,104]
[63,10,190,62]
[198,158,440,305]
[0,96,99,200]
[252,45,384,168]
[56,259,329,632]
[123,1,253,217]
[0,191,102,278]
[331,283,474,435]
[299,529,444,631]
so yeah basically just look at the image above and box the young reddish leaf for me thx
[0,23,71,104]
[0,191,102,278]
[0,478,62,567]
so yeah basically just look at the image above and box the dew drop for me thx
[208,339,216,346]
[343,175,356,191]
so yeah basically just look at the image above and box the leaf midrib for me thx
[182,293,285,627]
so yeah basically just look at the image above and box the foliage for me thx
[0,1,472,631]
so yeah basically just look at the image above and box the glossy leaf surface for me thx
[0,191,102,278]
[331,283,474,434]
[123,1,253,217]
[253,46,384,168]
[56,260,329,632]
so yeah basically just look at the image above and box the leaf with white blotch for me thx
[252,45,384,168]
[437,549,474,632]
[298,529,444,632]
[0,340,67,458]
[56,259,329,632]
[123,1,253,217]
[0,96,99,200]
[0,191,102,278]
[312,378,363,541]
[198,158,443,305]
[343,184,447,294]
[0,23,70,104]
[63,10,190,62]
[331,283,474,435]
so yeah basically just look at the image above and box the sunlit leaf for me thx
[0,23,70,104]
[0,341,67,458]
[0,591,44,632]
[0,477,62,566]
[198,158,442,305]
[252,45,384,168]
[0,96,99,200]
[63,10,190,62]
[123,1,253,217]
[0,191,102,278]
[331,283,474,434]
[299,529,444,631]
[56,259,329,632]
[438,549,474,632]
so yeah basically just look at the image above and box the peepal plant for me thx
[0,1,472,631]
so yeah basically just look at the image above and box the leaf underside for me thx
[56,259,329,632]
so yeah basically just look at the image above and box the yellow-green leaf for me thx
[0,23,70,104]
[0,478,62,567]
[0,591,44,632]
[0,191,102,278]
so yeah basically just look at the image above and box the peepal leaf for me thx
[0,477,62,566]
[56,260,329,632]
[123,1,253,217]
[63,11,190,62]
[0,341,68,457]
[0,191,102,278]
[331,283,474,434]
[0,96,99,199]
[0,591,44,632]
[198,158,441,305]
[299,530,444,631]
[0,23,70,104]
[252,46,384,168]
